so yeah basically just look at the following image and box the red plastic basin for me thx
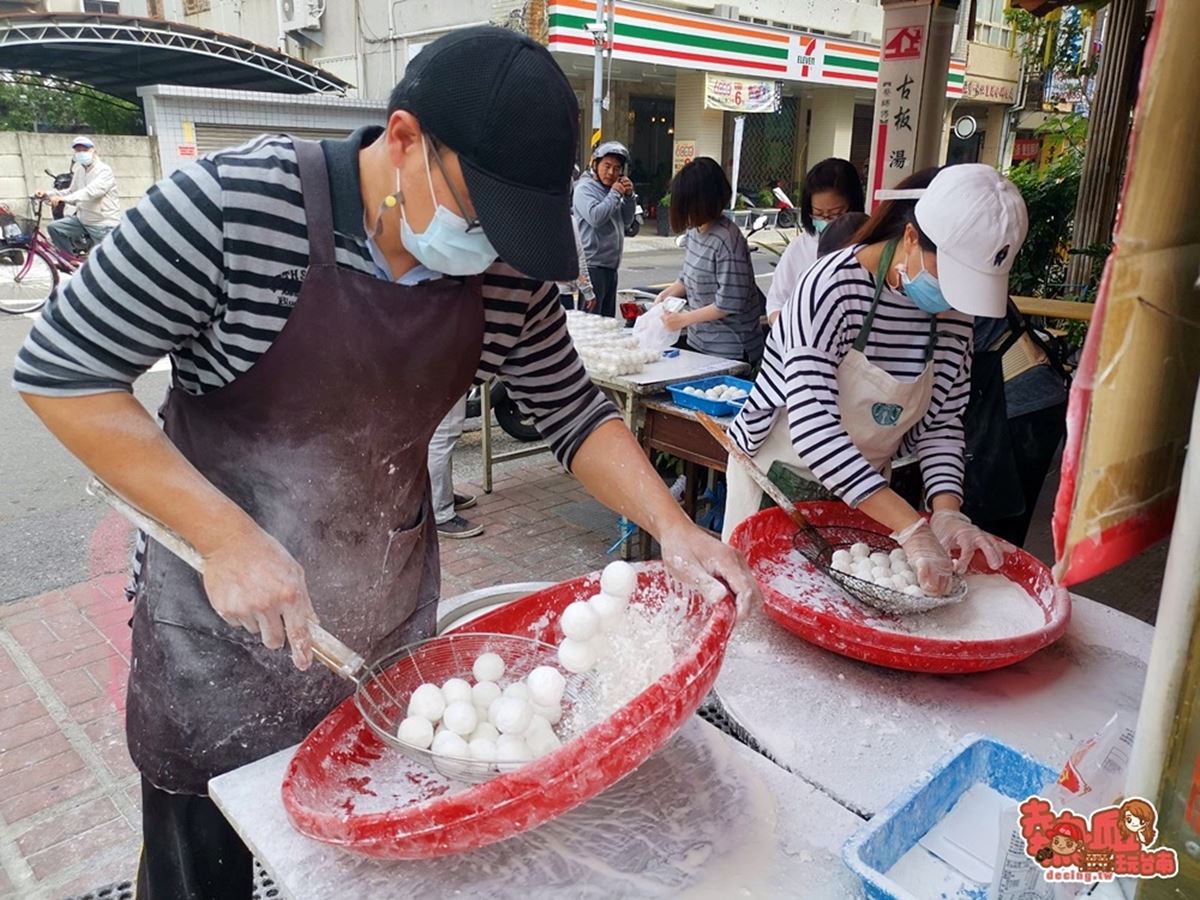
[730,504,1071,674]
[281,563,735,858]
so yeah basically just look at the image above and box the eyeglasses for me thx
[427,139,483,234]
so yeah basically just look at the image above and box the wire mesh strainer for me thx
[356,632,603,783]
[792,525,968,615]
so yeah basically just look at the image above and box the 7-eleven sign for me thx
[791,35,822,81]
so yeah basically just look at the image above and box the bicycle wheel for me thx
[0,244,58,314]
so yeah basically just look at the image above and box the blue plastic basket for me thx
[666,375,754,418]
[843,735,1057,900]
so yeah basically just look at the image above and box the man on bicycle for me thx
[36,136,120,254]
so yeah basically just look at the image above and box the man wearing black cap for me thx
[15,27,760,898]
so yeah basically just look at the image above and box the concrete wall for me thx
[0,132,159,217]
[673,71,724,168]
[735,0,884,40]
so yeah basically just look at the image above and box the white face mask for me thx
[391,136,497,277]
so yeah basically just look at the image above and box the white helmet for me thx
[591,141,629,167]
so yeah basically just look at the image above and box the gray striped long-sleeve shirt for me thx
[728,246,974,507]
[13,128,618,470]
[679,218,765,363]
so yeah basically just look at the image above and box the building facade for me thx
[12,0,1025,195]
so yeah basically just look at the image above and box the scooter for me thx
[625,190,644,238]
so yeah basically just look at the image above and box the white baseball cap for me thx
[71,135,95,149]
[915,164,1028,318]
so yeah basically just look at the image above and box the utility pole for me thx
[589,0,606,153]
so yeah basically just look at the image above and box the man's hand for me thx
[201,520,316,670]
[658,521,761,619]
[614,177,634,196]
[33,190,47,200]
[50,196,64,209]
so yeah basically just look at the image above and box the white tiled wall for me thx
[139,85,387,176]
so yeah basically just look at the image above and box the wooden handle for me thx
[694,412,814,532]
[86,477,364,682]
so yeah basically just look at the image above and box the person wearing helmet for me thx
[572,140,636,316]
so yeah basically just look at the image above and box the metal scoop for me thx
[693,413,967,615]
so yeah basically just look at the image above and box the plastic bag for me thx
[989,712,1137,900]
[632,303,682,354]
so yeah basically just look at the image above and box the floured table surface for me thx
[210,717,864,898]
[714,595,1152,817]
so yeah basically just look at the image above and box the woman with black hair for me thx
[723,165,1029,597]
[655,157,765,365]
[764,158,865,325]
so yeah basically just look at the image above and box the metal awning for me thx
[0,13,350,100]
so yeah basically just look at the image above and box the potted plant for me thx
[656,192,671,236]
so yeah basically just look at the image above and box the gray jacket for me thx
[572,171,635,270]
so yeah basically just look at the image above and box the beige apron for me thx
[722,240,937,540]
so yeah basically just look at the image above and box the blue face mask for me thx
[396,136,497,277]
[898,255,952,313]
[812,217,830,234]
[74,151,94,166]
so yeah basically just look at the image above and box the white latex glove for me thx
[930,509,1005,574]
[891,519,955,597]
[658,522,761,621]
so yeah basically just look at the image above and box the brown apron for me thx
[126,139,484,794]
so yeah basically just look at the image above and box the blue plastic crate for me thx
[843,735,1056,900]
[666,375,755,418]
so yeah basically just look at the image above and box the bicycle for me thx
[0,196,88,315]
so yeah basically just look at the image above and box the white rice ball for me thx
[894,570,917,588]
[430,730,469,758]
[850,542,871,559]
[468,737,498,762]
[502,682,530,702]
[496,734,533,764]
[903,584,925,597]
[489,696,533,735]
[472,652,506,683]
[396,716,434,749]
[831,549,853,569]
[471,680,501,710]
[526,665,566,706]
[470,721,500,742]
[560,600,600,641]
[558,637,597,673]
[407,683,445,722]
[869,552,892,569]
[889,548,908,567]
[588,592,626,631]
[527,730,562,759]
[599,560,638,600]
[442,701,478,737]
[440,678,473,706]
[530,699,563,725]
[871,567,892,582]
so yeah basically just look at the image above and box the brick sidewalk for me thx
[0,460,618,899]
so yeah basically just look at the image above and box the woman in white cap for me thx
[723,165,1029,596]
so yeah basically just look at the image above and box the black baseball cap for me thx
[390,27,580,282]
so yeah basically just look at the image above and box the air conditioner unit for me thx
[280,0,322,32]
[713,4,738,19]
